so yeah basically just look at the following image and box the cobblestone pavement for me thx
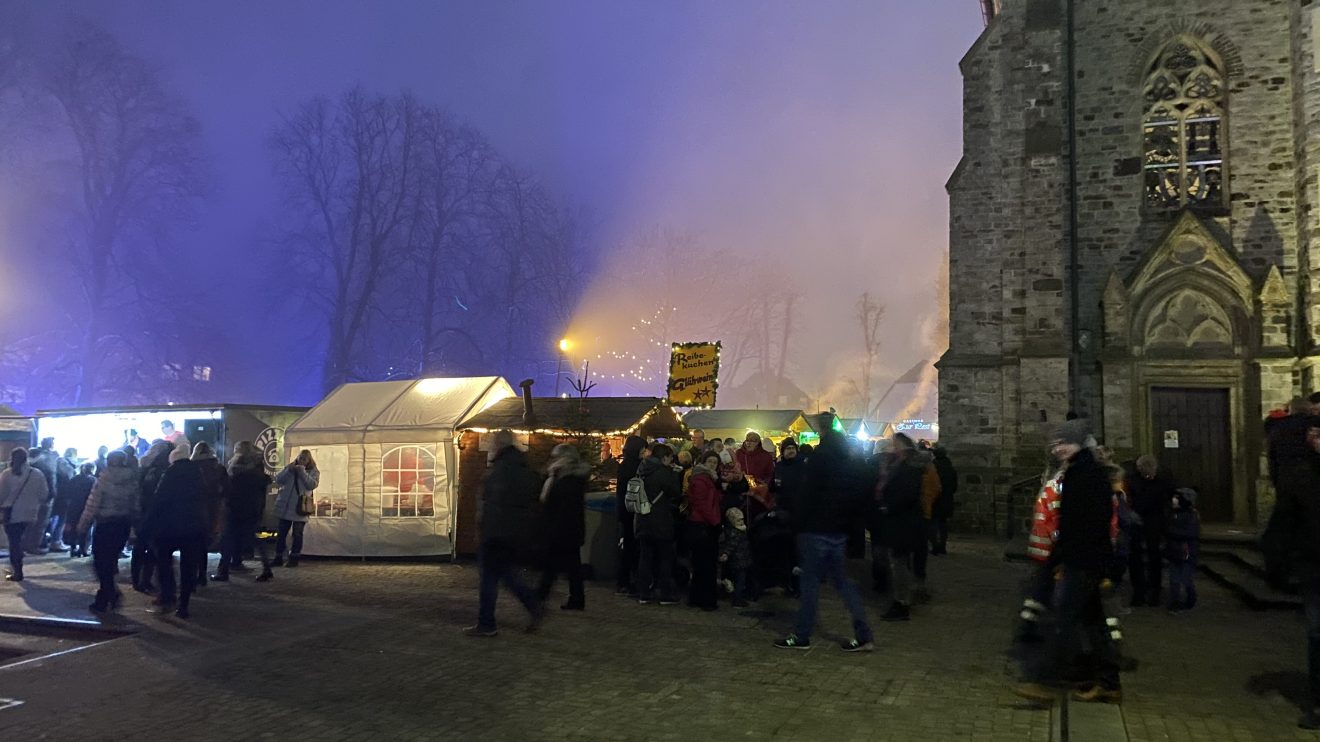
[0,541,1311,741]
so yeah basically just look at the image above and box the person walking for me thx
[535,444,589,611]
[23,439,57,554]
[191,442,230,586]
[1014,420,1122,704]
[634,443,682,606]
[46,447,79,553]
[132,440,172,594]
[877,434,931,621]
[77,450,139,612]
[466,430,544,637]
[774,428,874,652]
[1124,455,1176,607]
[1271,419,1320,729]
[0,448,49,582]
[930,445,958,555]
[143,446,209,619]
[614,435,646,596]
[272,451,318,567]
[63,463,97,558]
[685,451,724,611]
[212,441,271,582]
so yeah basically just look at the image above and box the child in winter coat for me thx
[719,507,752,607]
[1165,488,1201,612]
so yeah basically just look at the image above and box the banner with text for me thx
[667,341,721,408]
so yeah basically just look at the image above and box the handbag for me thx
[0,470,34,525]
[293,471,316,517]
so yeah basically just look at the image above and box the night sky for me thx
[2,1,983,410]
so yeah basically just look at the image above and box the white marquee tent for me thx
[283,376,515,557]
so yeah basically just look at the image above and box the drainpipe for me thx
[1065,0,1083,416]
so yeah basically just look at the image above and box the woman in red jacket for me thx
[686,451,724,612]
[735,432,777,516]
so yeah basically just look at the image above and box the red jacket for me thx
[686,470,722,526]
[1028,471,1064,562]
[735,446,776,485]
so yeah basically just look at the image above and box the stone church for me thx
[941,0,1320,530]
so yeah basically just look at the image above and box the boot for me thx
[5,568,22,582]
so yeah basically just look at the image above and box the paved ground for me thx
[0,540,1312,741]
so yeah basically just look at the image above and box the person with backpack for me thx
[629,443,682,606]
[466,430,544,637]
[614,435,646,596]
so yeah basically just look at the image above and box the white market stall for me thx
[283,377,515,557]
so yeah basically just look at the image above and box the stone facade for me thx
[942,0,1320,531]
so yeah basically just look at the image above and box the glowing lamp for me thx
[558,338,571,353]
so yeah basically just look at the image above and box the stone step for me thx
[1198,550,1301,611]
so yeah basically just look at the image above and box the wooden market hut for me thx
[454,390,685,555]
[680,408,818,447]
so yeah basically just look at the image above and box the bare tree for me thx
[855,291,885,417]
[38,22,207,404]
[271,88,423,391]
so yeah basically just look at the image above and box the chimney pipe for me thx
[519,378,536,427]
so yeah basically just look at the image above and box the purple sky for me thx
[15,1,983,406]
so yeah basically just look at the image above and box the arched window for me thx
[1143,39,1227,210]
[382,446,436,518]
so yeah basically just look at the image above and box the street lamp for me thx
[555,338,571,396]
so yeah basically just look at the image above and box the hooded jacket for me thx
[78,462,140,531]
[541,455,590,550]
[193,451,230,538]
[0,463,49,524]
[138,441,173,520]
[634,456,681,541]
[785,432,868,536]
[480,446,541,548]
[614,435,646,525]
[878,449,931,552]
[686,464,722,527]
[227,453,271,525]
[144,458,209,539]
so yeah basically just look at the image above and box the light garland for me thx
[462,403,686,438]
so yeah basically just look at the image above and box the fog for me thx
[0,1,981,418]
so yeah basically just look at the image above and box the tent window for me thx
[382,446,436,518]
[304,446,348,518]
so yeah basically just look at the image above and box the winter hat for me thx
[191,441,217,461]
[780,438,798,453]
[168,442,190,464]
[1174,487,1198,507]
[725,507,746,531]
[1052,419,1091,447]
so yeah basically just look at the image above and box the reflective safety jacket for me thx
[1028,470,1064,562]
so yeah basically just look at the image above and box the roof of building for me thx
[286,377,514,445]
[459,397,684,437]
[0,404,30,434]
[36,403,310,417]
[682,409,814,434]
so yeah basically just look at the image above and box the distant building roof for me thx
[682,409,815,435]
[459,397,684,438]
[0,404,31,435]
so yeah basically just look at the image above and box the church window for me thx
[1143,39,1227,210]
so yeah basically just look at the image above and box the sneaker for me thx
[841,639,875,653]
[209,573,230,582]
[1071,685,1122,704]
[255,571,274,583]
[774,635,811,650]
[49,541,69,553]
[881,602,911,622]
[657,598,678,606]
[463,625,498,638]
[637,596,653,605]
[1012,682,1060,704]
[174,605,191,620]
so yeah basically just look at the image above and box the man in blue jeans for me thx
[774,427,874,652]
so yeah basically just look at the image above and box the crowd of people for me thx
[0,420,320,619]
[467,418,960,652]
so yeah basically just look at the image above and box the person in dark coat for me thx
[1015,420,1121,705]
[755,438,805,596]
[1266,418,1320,729]
[62,463,97,558]
[132,440,172,593]
[466,430,544,637]
[634,444,682,605]
[144,451,209,619]
[1164,488,1200,612]
[614,435,646,595]
[212,441,272,582]
[535,444,590,611]
[22,439,58,554]
[877,434,929,621]
[773,428,874,652]
[1124,454,1177,606]
[930,446,958,555]
[190,442,230,587]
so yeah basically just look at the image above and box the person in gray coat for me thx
[0,448,49,581]
[272,450,319,567]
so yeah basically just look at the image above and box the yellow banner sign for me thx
[667,341,720,408]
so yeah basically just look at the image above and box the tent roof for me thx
[287,377,514,444]
[682,409,813,434]
[459,397,684,437]
[0,404,31,434]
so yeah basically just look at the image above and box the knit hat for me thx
[1052,419,1091,446]
[780,437,798,452]
[725,507,746,531]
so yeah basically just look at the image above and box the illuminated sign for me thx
[255,427,284,474]
[666,342,720,408]
[895,419,934,433]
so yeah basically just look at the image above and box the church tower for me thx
[940,0,1320,530]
